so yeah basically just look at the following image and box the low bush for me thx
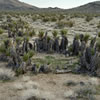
[0,68,15,81]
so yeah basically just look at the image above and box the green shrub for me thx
[51,17,57,22]
[15,68,24,76]
[29,29,36,37]
[75,34,80,40]
[16,37,23,44]
[98,32,100,37]
[23,53,29,62]
[61,29,68,36]
[83,34,90,43]
[97,22,100,29]
[23,50,34,62]
[0,28,4,34]
[38,31,44,38]
[85,16,93,22]
[96,38,100,51]
[28,50,34,58]
[42,17,50,22]
[0,44,6,53]
[52,30,58,37]
[57,21,74,28]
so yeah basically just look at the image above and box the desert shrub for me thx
[83,34,90,43]
[65,21,74,27]
[75,33,80,40]
[16,37,23,44]
[91,48,95,55]
[75,85,96,100]
[0,28,4,34]
[98,32,100,37]
[38,31,44,38]
[15,67,25,76]
[0,44,6,54]
[97,22,100,29]
[57,21,65,28]
[0,68,15,81]
[47,36,51,43]
[23,50,34,62]
[57,20,74,28]
[28,50,34,58]
[42,17,50,22]
[96,38,100,51]
[51,17,57,22]
[58,14,65,21]
[52,30,58,37]
[60,29,68,36]
[32,16,37,21]
[29,29,36,37]
[85,16,93,22]
[23,53,29,62]
[68,45,73,52]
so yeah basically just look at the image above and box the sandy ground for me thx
[0,73,100,100]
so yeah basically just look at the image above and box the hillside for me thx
[0,0,38,11]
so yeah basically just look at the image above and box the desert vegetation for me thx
[0,11,100,100]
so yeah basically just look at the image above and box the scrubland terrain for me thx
[0,12,100,100]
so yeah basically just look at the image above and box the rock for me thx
[39,65,51,73]
[0,54,9,62]
[31,64,38,74]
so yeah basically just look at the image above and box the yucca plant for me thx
[29,29,36,37]
[60,29,68,36]
[23,50,34,62]
[52,30,58,38]
[16,37,23,44]
[23,53,29,62]
[28,50,34,58]
[38,30,44,38]
[83,34,90,43]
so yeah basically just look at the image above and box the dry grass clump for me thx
[0,67,15,81]
[57,20,74,28]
